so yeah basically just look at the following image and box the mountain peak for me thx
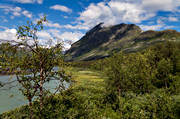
[86,22,104,35]
[65,23,180,61]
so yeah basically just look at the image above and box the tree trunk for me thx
[39,67,44,110]
[29,98,33,119]
[118,86,121,97]
[165,79,168,89]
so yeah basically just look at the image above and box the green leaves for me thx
[105,41,180,96]
[0,16,71,118]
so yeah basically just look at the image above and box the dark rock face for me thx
[65,23,180,61]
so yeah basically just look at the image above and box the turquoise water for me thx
[0,75,25,114]
[0,74,69,114]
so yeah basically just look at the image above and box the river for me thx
[0,73,70,114]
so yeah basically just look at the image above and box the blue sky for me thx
[0,0,180,49]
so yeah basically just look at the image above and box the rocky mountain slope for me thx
[65,23,180,61]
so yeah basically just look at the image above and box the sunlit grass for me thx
[65,67,106,99]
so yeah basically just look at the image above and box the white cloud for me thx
[46,29,84,49]
[157,18,165,24]
[0,26,83,50]
[142,0,180,12]
[63,16,68,19]
[59,32,83,42]
[37,31,52,39]
[0,5,11,9]
[164,25,176,29]
[0,16,8,23]
[157,16,178,24]
[3,19,8,22]
[22,10,32,18]
[78,2,113,28]
[0,28,17,42]
[63,24,89,30]
[168,17,178,22]
[13,11,21,16]
[45,22,62,29]
[0,5,33,18]
[50,5,72,13]
[1,6,22,15]
[140,23,176,31]
[13,6,22,12]
[44,21,88,30]
[0,29,57,47]
[37,0,43,4]
[12,0,43,4]
[58,32,84,49]
[140,24,164,31]
[0,26,8,29]
[77,0,180,29]
[140,16,169,31]
[38,30,84,49]
[0,28,54,47]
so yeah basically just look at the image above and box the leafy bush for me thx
[105,41,180,96]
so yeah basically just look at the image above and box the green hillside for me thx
[65,23,180,61]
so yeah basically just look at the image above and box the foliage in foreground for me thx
[0,68,180,119]
[0,17,70,118]
[1,42,180,118]
[104,41,180,96]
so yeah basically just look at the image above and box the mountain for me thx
[65,23,180,61]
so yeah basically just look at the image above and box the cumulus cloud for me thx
[45,22,62,29]
[37,0,43,4]
[77,0,180,29]
[45,29,84,49]
[37,31,52,40]
[11,0,43,4]
[140,15,177,31]
[0,29,54,47]
[0,26,8,29]
[168,17,178,22]
[141,0,180,12]
[0,5,33,18]
[0,26,83,50]
[140,24,164,31]
[59,32,84,42]
[33,0,180,31]
[44,21,88,30]
[58,32,84,49]
[50,5,72,13]
[0,28,17,42]
[22,10,32,18]
[37,30,84,49]
[63,24,89,30]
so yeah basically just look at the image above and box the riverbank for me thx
[1,67,179,119]
[0,67,107,118]
[0,68,70,115]
[0,68,19,75]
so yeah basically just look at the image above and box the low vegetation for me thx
[0,16,180,118]
[0,41,180,119]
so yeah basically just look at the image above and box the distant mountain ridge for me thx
[65,23,180,61]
